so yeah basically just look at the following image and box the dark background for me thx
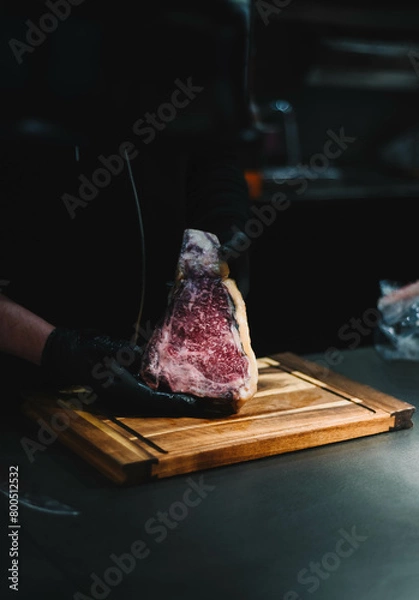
[1,0,419,359]
[244,0,419,356]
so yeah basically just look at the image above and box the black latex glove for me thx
[217,228,250,300]
[40,328,234,418]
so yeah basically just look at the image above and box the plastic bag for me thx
[374,279,419,361]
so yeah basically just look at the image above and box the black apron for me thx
[1,139,188,335]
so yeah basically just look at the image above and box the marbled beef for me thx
[140,229,258,411]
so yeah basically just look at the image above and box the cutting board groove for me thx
[20,352,415,485]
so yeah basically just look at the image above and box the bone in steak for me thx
[140,228,258,411]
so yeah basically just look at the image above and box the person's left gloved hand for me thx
[40,327,234,418]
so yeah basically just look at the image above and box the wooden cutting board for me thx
[20,352,415,486]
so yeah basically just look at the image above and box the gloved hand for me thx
[40,327,234,418]
[217,228,250,300]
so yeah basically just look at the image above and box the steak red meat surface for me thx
[140,229,258,410]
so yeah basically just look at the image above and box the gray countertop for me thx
[1,346,419,600]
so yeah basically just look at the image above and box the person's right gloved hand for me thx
[217,228,250,300]
[40,327,234,418]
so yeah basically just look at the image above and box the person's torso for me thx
[0,139,188,340]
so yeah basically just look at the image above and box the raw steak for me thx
[140,228,258,411]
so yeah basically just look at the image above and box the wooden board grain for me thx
[20,353,415,485]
